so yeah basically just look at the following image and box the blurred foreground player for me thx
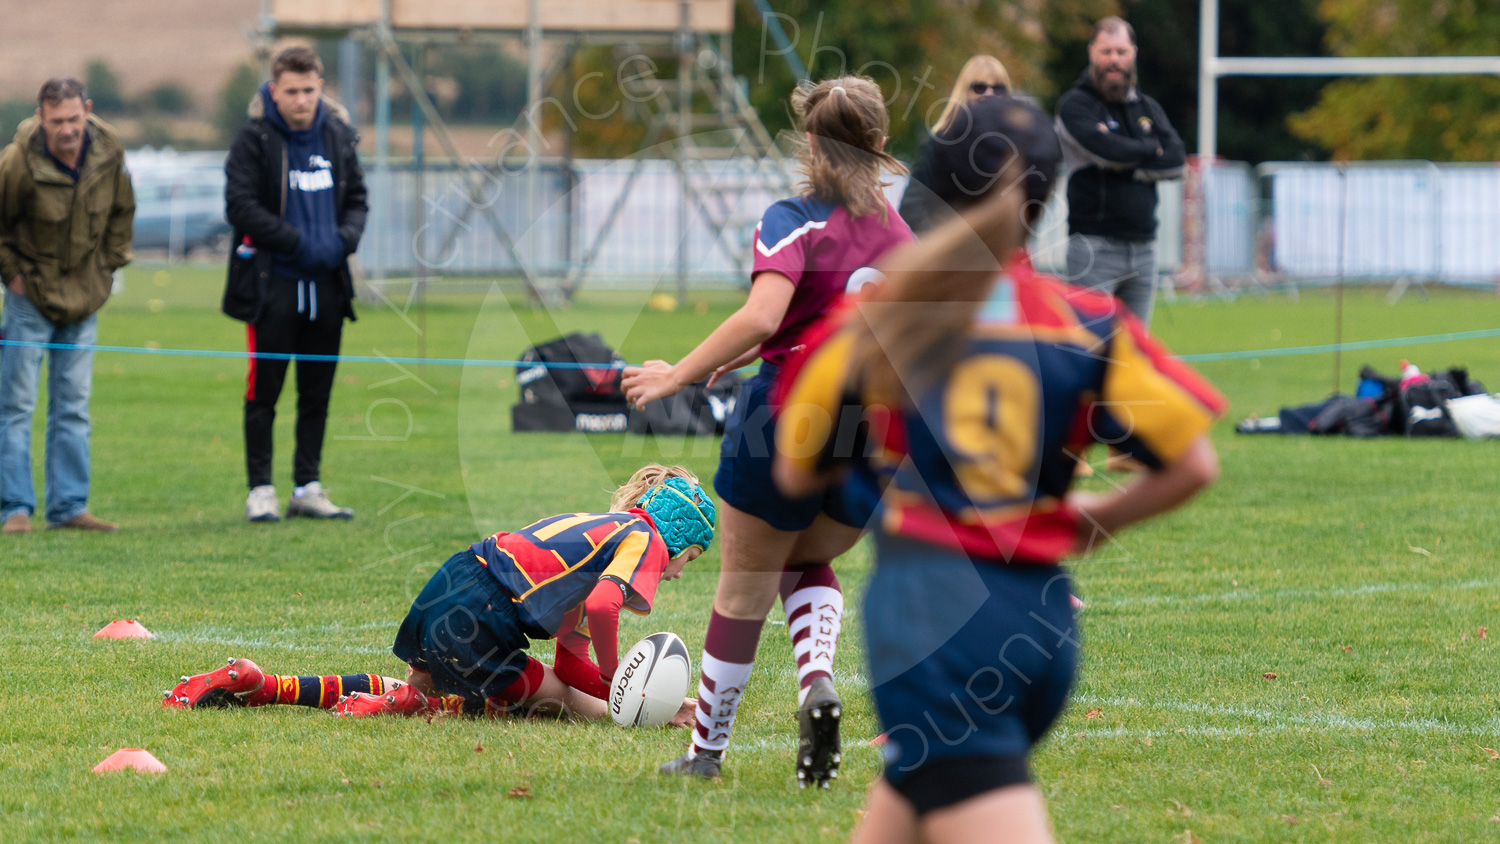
[774,97,1222,842]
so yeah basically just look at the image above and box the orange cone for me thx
[93,620,154,639]
[92,749,167,773]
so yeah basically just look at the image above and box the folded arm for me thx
[1056,93,1160,171]
[1133,98,1186,182]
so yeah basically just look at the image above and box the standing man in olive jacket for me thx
[0,77,134,535]
[1056,17,1184,325]
[223,46,367,523]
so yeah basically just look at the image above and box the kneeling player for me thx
[164,465,714,725]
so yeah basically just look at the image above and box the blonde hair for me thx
[610,464,701,512]
[791,76,907,220]
[933,55,1012,134]
[848,162,1028,404]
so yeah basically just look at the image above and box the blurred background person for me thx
[1055,16,1184,325]
[222,46,367,523]
[898,55,1012,236]
[0,76,134,535]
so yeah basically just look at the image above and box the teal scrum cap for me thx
[637,477,717,558]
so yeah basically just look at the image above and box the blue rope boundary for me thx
[3,326,1499,368]
[1174,327,1500,363]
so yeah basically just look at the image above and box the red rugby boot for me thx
[162,657,266,709]
[332,682,431,717]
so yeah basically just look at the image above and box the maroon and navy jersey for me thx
[471,509,670,637]
[752,195,913,367]
[777,255,1226,564]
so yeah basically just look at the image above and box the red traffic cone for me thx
[94,620,154,640]
[868,732,888,747]
[92,748,167,773]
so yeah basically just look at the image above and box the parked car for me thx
[125,149,232,256]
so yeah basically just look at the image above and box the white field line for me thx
[728,692,1500,749]
[1092,576,1500,609]
[149,630,393,656]
[0,625,397,657]
[1071,694,1500,739]
[142,620,400,656]
[730,735,881,755]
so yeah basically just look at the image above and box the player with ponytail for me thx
[624,76,912,785]
[774,96,1224,841]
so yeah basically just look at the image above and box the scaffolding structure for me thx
[258,0,794,303]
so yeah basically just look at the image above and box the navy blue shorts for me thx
[392,549,533,704]
[714,362,866,532]
[864,534,1078,791]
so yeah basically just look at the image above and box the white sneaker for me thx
[285,482,354,520]
[246,485,280,523]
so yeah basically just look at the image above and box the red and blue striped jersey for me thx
[777,254,1226,564]
[470,509,671,637]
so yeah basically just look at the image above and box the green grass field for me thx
[3,265,1499,841]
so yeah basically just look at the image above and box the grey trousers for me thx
[1064,234,1158,325]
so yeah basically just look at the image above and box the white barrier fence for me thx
[127,151,1500,289]
[1266,162,1500,283]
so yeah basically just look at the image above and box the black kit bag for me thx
[1278,396,1336,433]
[512,333,629,433]
[1436,366,1486,397]
[1307,395,1382,437]
[515,333,626,407]
[1400,379,1462,437]
[628,371,745,436]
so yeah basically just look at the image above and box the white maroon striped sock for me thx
[691,610,764,757]
[781,564,843,706]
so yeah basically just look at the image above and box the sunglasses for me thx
[969,82,1006,96]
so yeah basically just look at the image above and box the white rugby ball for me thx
[610,632,692,728]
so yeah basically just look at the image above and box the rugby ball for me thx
[610,632,692,728]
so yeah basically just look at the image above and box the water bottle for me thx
[1398,359,1428,391]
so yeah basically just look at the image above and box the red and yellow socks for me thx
[246,674,397,708]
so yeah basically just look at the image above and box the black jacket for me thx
[222,94,367,323]
[897,138,945,236]
[1055,70,1184,241]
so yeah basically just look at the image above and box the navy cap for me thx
[925,96,1061,208]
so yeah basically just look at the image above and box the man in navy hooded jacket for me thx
[223,46,367,522]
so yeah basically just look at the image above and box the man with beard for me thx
[1056,17,1183,325]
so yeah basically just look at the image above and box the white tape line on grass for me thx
[731,736,880,755]
[152,629,392,656]
[1094,576,1500,609]
[1072,694,1500,738]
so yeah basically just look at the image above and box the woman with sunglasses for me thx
[899,55,1012,235]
